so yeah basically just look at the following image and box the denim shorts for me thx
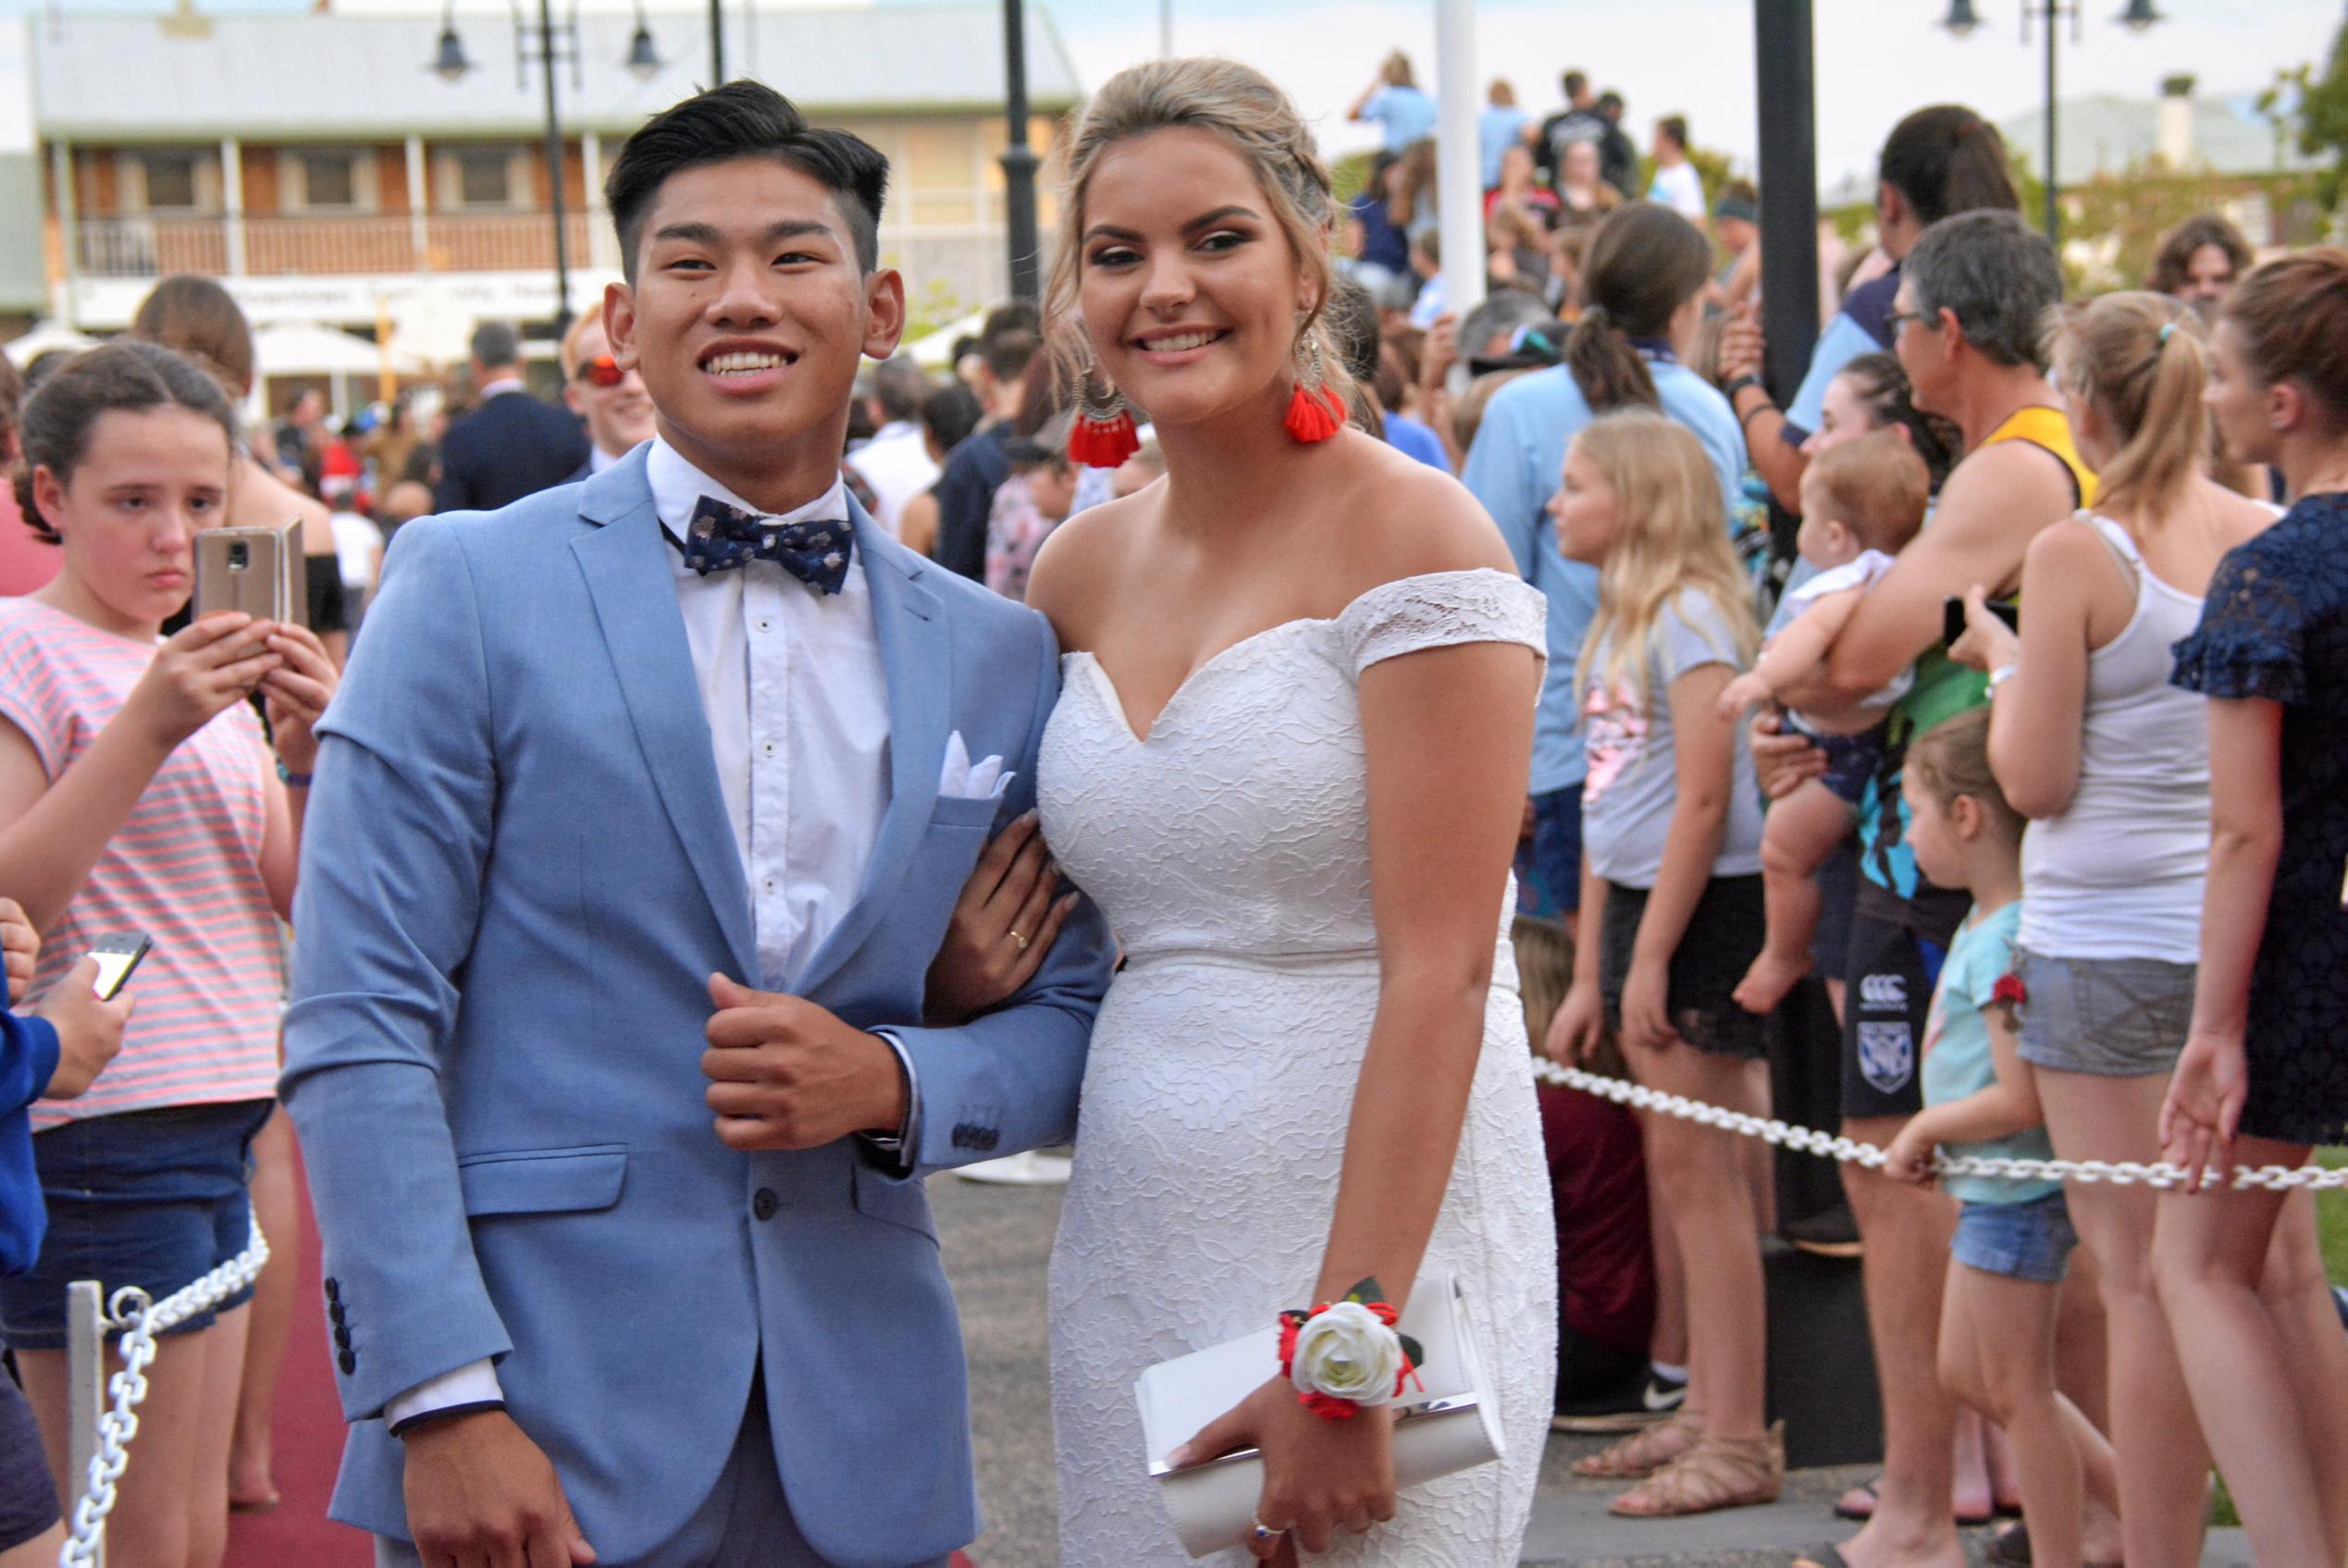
[1952,1190,2078,1284]
[0,1363,57,1551]
[2013,948,2195,1078]
[1786,713,1886,806]
[0,1099,272,1352]
[1514,786,1585,924]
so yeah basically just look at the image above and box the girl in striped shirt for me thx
[0,340,336,1568]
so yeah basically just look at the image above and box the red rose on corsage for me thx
[1992,973,2027,1007]
[1279,1278,1426,1420]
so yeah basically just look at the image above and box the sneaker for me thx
[1551,1364,1687,1433]
[1783,1202,1864,1259]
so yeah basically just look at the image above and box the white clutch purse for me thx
[1134,1274,1504,1559]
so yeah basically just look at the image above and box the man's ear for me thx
[861,267,908,362]
[604,282,640,373]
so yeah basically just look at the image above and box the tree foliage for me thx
[2271,11,2348,210]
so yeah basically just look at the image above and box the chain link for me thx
[1530,1056,2348,1191]
[58,1224,269,1568]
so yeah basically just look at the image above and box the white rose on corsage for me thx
[1279,1278,1425,1419]
[1291,1302,1405,1407]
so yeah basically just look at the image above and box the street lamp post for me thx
[1754,0,1821,407]
[1943,0,2165,244]
[1001,0,1041,303]
[431,2,663,341]
[710,0,723,80]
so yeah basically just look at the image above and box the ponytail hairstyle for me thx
[1046,57,1356,423]
[1877,105,2020,228]
[1573,409,1759,708]
[1906,707,2023,844]
[2043,291,2208,520]
[1832,352,1960,488]
[2218,248,2348,430]
[14,340,240,545]
[1564,203,1713,414]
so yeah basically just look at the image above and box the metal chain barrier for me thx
[58,1224,270,1568]
[1530,1056,2348,1192]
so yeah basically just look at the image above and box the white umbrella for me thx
[906,310,985,373]
[253,322,426,378]
[4,321,101,367]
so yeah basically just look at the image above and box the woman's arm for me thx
[1318,636,1539,1303]
[1545,854,1608,1062]
[256,623,340,921]
[1618,663,1736,1052]
[2162,696,2283,1182]
[1967,521,2103,819]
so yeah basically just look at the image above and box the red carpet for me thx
[225,1146,369,1567]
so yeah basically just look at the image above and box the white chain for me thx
[1530,1057,2348,1191]
[58,1225,270,1568]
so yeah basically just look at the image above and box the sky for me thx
[2,0,2339,197]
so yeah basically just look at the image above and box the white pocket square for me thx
[939,731,1014,801]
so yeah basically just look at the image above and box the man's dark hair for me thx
[1562,69,1588,100]
[979,300,1042,383]
[1657,116,1688,152]
[605,80,888,280]
[1597,91,1624,116]
[470,321,521,369]
[921,382,983,453]
[871,353,931,423]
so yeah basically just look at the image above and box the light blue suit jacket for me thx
[280,448,1113,1566]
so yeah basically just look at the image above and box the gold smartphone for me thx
[192,525,291,623]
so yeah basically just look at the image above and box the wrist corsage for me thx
[1277,1277,1424,1420]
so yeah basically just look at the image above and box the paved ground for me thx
[933,1172,2255,1568]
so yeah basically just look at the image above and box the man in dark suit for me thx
[432,321,591,512]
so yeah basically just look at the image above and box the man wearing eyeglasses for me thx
[432,320,592,512]
[562,311,659,478]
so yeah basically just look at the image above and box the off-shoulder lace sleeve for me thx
[1338,568,1548,677]
[2172,535,2306,705]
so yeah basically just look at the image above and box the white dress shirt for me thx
[386,438,900,1433]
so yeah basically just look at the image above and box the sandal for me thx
[1606,1421,1785,1518]
[1569,1413,1699,1479]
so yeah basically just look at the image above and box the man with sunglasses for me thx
[562,311,659,478]
[432,320,591,512]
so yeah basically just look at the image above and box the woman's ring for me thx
[1251,1518,1286,1542]
[1009,929,1030,952]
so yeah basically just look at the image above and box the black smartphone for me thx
[1943,596,2020,647]
[87,932,151,1001]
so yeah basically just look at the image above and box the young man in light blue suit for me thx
[280,82,1113,1568]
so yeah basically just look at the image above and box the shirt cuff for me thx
[385,1359,504,1434]
[859,1027,922,1177]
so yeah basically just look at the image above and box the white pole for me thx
[1433,0,1484,325]
[67,1279,104,1566]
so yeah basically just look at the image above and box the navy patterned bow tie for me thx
[681,495,853,594]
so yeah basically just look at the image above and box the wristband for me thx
[1276,1277,1423,1421]
[388,1399,506,1438]
[276,760,313,788]
[1987,663,2021,696]
[1723,374,1765,402]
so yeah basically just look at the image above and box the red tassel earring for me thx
[1068,343,1140,469]
[1284,332,1345,444]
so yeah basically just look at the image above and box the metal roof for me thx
[1996,90,2322,186]
[30,4,1081,142]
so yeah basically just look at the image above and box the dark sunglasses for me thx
[575,354,625,388]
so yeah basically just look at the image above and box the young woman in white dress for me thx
[1020,58,1558,1566]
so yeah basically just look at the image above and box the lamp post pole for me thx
[537,0,573,338]
[2039,1,2062,242]
[711,0,724,80]
[1001,0,1040,303]
[1754,0,1821,406]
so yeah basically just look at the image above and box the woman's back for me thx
[2020,488,2275,961]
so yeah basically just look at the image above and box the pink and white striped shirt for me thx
[0,599,282,1128]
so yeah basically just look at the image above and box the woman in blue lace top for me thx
[2161,250,2348,1562]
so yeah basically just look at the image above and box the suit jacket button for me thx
[751,1188,780,1222]
[324,1278,340,1303]
[338,1350,357,1376]
[333,1325,352,1351]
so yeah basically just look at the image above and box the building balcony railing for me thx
[70,210,602,279]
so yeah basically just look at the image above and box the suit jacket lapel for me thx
[569,450,759,982]
[796,500,950,996]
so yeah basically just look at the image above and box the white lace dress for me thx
[1039,569,1558,1567]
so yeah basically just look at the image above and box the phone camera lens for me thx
[228,542,250,570]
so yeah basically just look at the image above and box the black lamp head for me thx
[1942,0,1986,35]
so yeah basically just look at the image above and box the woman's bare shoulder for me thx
[1334,434,1516,592]
[1027,487,1154,648]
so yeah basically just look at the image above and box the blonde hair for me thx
[1573,410,1759,706]
[2044,290,2207,519]
[1804,429,1930,555]
[1047,56,1353,415]
[1488,78,1517,107]
[1907,708,2023,843]
[558,308,609,380]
